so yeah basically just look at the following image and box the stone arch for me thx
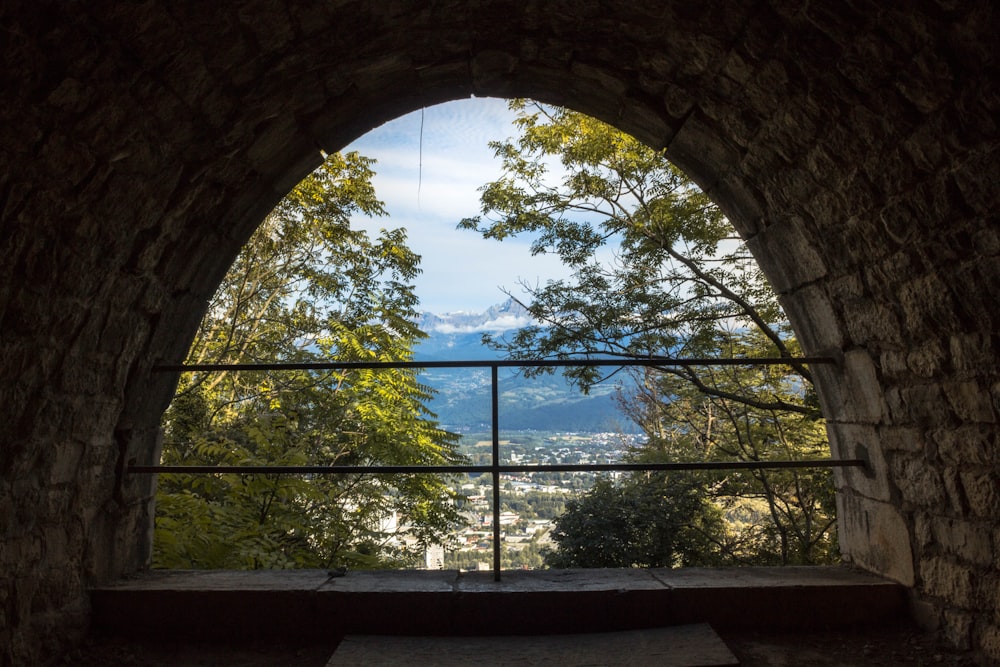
[1,2,997,663]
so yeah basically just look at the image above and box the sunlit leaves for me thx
[154,152,463,570]
[458,102,791,390]
[463,101,836,565]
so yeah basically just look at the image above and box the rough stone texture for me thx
[0,1,998,665]
[836,494,915,587]
[328,626,739,667]
[90,567,906,640]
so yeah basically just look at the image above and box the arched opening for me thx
[129,57,888,579]
[145,96,847,575]
[3,3,997,663]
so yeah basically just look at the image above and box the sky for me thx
[345,96,573,316]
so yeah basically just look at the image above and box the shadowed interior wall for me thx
[0,2,997,664]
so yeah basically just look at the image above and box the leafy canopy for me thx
[462,101,836,565]
[544,474,727,569]
[459,101,813,409]
[155,152,464,570]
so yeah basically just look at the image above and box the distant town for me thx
[396,301,647,569]
[390,430,647,571]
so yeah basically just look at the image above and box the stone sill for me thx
[91,566,908,640]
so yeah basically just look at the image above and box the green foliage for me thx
[443,536,547,571]
[459,101,810,399]
[154,152,464,570]
[443,550,491,571]
[462,101,837,566]
[622,332,838,565]
[544,475,727,568]
[501,491,571,520]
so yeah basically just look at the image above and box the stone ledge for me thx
[91,566,908,641]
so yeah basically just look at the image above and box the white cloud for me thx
[346,97,576,314]
[429,313,536,335]
[358,96,518,154]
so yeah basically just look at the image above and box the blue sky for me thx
[346,97,573,315]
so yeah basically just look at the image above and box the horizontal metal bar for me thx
[129,459,864,475]
[152,356,836,373]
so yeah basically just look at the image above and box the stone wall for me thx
[0,1,997,664]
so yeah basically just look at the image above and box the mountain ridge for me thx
[416,298,532,337]
[413,300,633,433]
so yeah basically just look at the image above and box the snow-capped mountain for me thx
[416,298,533,336]
[413,298,531,362]
[412,300,630,433]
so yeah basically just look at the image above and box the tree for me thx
[154,152,465,570]
[543,475,727,568]
[620,329,837,564]
[461,101,836,564]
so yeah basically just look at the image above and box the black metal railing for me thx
[133,356,863,581]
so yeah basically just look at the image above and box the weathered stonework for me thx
[1,1,998,664]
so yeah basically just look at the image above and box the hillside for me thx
[413,300,633,433]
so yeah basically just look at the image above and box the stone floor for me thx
[76,567,975,665]
[62,626,977,666]
[329,625,738,666]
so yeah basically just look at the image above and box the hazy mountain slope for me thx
[413,300,631,432]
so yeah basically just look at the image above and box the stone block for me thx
[905,340,946,378]
[745,217,827,294]
[33,562,83,613]
[826,272,864,302]
[941,609,974,651]
[990,577,1000,625]
[813,349,887,424]
[949,332,994,377]
[920,557,975,609]
[776,283,844,353]
[892,455,946,509]
[661,83,695,120]
[979,623,1000,665]
[941,467,967,516]
[908,595,941,632]
[837,492,914,586]
[877,425,924,454]
[883,388,907,426]
[933,424,997,467]
[825,423,891,501]
[913,512,933,550]
[898,273,961,338]
[878,349,909,381]
[929,518,993,567]
[944,380,997,424]
[959,471,1000,518]
[897,383,955,427]
[667,113,743,191]
[971,224,1000,256]
[329,625,741,666]
[707,175,766,234]
[843,298,905,348]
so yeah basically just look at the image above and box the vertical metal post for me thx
[491,364,501,582]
